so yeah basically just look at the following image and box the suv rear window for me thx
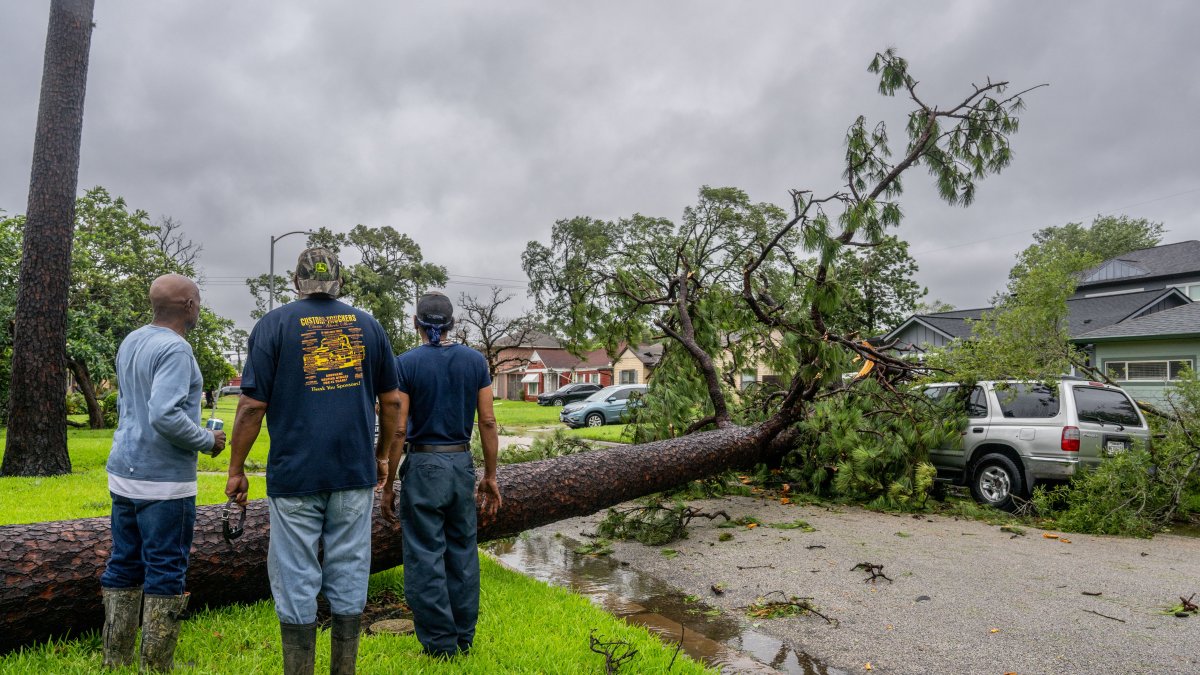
[1073,386,1142,427]
[995,384,1059,419]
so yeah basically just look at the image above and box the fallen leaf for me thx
[781,483,791,494]
[864,663,873,671]
[1059,538,1072,544]
[1042,533,1059,539]
[885,624,894,631]
[780,497,792,505]
[747,523,758,529]
[990,628,1000,633]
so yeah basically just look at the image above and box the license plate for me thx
[1106,440,1127,454]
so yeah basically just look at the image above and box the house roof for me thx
[1077,240,1200,288]
[620,343,663,367]
[884,288,1190,343]
[1072,300,1200,342]
[530,347,612,371]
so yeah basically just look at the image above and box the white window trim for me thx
[1105,358,1194,382]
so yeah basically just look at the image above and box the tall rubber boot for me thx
[329,614,362,674]
[280,621,317,675]
[101,586,142,669]
[140,593,189,673]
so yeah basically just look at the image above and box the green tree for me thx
[0,214,22,426]
[931,240,1097,383]
[4,0,96,477]
[524,49,1039,505]
[246,225,446,351]
[1008,215,1164,283]
[2,188,238,430]
[829,235,926,336]
[189,308,237,393]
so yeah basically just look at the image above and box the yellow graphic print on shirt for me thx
[299,314,366,392]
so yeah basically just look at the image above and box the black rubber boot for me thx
[101,586,142,669]
[329,613,362,674]
[139,593,189,673]
[280,621,318,675]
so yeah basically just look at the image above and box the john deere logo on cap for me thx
[315,262,329,274]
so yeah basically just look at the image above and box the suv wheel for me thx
[553,397,565,406]
[970,454,1025,512]
[585,412,604,427]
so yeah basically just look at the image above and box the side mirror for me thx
[606,397,616,403]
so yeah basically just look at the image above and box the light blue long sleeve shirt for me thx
[106,325,214,485]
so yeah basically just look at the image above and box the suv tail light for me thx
[1061,426,1080,452]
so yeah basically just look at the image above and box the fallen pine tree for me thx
[0,424,792,653]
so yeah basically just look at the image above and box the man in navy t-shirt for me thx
[226,247,401,674]
[381,291,500,659]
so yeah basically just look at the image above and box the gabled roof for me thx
[884,288,1190,343]
[1073,300,1200,342]
[530,347,611,371]
[1065,288,1190,335]
[618,343,663,367]
[1077,240,1200,288]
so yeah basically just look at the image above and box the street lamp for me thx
[268,230,317,313]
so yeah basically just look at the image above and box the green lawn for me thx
[567,424,635,443]
[0,397,270,526]
[490,399,562,430]
[0,558,711,674]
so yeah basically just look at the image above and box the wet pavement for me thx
[486,533,845,674]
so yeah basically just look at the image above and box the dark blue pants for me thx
[101,493,195,596]
[399,451,480,657]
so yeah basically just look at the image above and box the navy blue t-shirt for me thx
[395,343,491,446]
[241,297,399,497]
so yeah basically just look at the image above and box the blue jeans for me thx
[399,451,480,656]
[101,493,196,596]
[267,488,374,625]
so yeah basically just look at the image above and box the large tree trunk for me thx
[0,424,787,653]
[66,358,104,429]
[2,0,95,477]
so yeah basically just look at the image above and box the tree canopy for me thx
[247,225,447,352]
[0,188,237,428]
[523,49,1039,505]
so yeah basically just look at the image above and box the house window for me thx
[1105,359,1193,382]
[526,381,540,396]
[619,369,638,384]
[1168,282,1200,300]
[740,370,757,391]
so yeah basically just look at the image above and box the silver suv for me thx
[922,379,1149,511]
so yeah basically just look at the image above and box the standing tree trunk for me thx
[2,0,95,477]
[66,358,104,429]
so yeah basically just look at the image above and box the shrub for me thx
[101,391,119,428]
[65,391,86,415]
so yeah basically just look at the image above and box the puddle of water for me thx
[487,534,844,675]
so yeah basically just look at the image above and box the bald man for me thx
[101,274,226,673]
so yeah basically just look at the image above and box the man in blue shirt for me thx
[225,248,401,675]
[381,291,501,659]
[102,274,226,672]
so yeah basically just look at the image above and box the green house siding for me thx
[1093,339,1200,404]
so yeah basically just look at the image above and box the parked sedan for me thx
[537,382,601,406]
[560,384,647,428]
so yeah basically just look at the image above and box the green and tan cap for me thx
[295,247,342,296]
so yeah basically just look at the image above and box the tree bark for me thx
[2,0,95,477]
[66,358,104,429]
[0,424,787,652]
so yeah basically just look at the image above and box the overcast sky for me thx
[3,1,1198,330]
